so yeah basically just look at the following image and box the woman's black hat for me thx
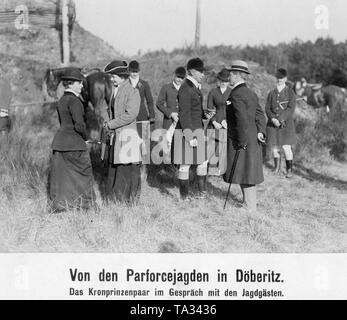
[61,67,84,81]
[217,68,230,82]
[104,60,129,76]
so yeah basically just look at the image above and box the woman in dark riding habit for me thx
[49,67,96,212]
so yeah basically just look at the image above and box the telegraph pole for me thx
[61,0,70,66]
[195,0,201,50]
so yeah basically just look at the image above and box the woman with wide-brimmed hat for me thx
[49,67,96,212]
[102,60,142,203]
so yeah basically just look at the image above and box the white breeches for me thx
[272,145,293,160]
[178,160,208,180]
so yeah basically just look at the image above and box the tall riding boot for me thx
[273,157,281,174]
[197,175,207,199]
[179,179,189,200]
[285,160,293,178]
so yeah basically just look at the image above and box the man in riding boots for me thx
[265,68,296,178]
[174,58,208,200]
[157,66,186,130]
[156,66,186,163]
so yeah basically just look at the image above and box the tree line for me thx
[143,37,347,88]
[225,37,347,87]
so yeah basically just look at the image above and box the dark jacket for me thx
[135,79,155,121]
[206,86,231,124]
[173,78,206,165]
[223,83,266,185]
[156,82,179,130]
[51,92,87,151]
[265,85,296,146]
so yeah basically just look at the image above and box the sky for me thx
[73,0,347,56]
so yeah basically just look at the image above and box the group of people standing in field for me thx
[48,57,297,214]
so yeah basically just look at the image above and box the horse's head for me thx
[82,71,113,145]
[43,68,62,99]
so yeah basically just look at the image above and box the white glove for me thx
[212,121,223,130]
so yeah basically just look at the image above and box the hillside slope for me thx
[0,0,122,104]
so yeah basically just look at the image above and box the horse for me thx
[43,67,113,141]
[306,84,347,113]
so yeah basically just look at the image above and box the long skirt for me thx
[105,163,141,203]
[49,150,96,212]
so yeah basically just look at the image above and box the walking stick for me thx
[223,149,241,210]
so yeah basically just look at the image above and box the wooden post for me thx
[62,0,70,66]
[195,0,201,50]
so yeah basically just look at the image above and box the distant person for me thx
[223,60,266,212]
[206,68,230,129]
[205,68,231,175]
[0,69,12,140]
[174,58,208,200]
[129,60,155,124]
[129,60,155,178]
[49,68,96,212]
[265,68,296,178]
[156,66,186,162]
[300,77,312,101]
[103,60,142,203]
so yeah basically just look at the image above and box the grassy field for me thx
[1,106,346,253]
[0,6,346,253]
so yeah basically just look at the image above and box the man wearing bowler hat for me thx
[223,60,266,212]
[174,57,208,200]
[265,68,296,178]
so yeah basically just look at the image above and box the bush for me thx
[314,102,347,161]
[292,99,347,162]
